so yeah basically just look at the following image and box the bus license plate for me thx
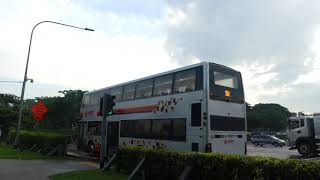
[224,139,234,144]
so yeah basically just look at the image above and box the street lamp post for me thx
[0,80,23,83]
[0,79,33,84]
[13,21,94,147]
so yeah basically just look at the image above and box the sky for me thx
[0,0,319,113]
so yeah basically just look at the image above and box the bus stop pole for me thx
[100,94,107,169]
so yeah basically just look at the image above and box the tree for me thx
[35,90,86,129]
[0,94,37,138]
[0,94,21,139]
[246,103,256,131]
[0,90,85,139]
[247,103,291,132]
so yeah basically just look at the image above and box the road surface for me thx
[247,144,320,160]
[247,144,299,158]
[0,159,97,180]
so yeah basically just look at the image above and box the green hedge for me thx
[117,147,320,180]
[9,130,67,153]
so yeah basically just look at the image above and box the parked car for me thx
[251,135,286,147]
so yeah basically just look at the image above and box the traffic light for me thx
[105,94,116,116]
[99,94,116,116]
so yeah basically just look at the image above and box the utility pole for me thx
[100,94,108,168]
[99,94,115,169]
[13,21,94,147]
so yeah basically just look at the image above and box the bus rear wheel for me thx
[297,142,311,156]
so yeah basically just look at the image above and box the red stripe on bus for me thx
[114,104,158,114]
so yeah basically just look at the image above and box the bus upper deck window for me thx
[174,69,196,93]
[136,79,153,99]
[123,84,136,100]
[153,74,173,96]
[83,94,90,106]
[110,86,123,102]
[90,93,100,105]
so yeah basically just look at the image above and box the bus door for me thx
[107,121,119,155]
[189,102,205,152]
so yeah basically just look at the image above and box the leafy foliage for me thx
[247,103,291,131]
[9,130,68,152]
[34,90,86,129]
[0,90,84,141]
[0,94,20,125]
[117,146,320,180]
[0,94,27,139]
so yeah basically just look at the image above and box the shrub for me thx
[9,130,67,153]
[117,146,320,180]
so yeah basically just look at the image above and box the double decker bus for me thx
[79,62,247,155]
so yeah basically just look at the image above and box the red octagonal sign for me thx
[31,101,48,121]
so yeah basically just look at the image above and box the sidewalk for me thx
[0,159,97,180]
[66,144,99,161]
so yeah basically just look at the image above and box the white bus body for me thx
[79,62,247,155]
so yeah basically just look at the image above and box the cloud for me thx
[0,0,177,98]
[164,0,320,112]
[1,0,320,112]
[233,62,290,105]
[261,83,320,113]
[293,27,320,85]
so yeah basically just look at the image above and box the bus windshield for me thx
[209,63,244,103]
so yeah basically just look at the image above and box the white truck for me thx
[287,115,320,156]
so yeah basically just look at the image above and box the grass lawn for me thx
[50,169,128,180]
[24,129,76,136]
[0,145,47,159]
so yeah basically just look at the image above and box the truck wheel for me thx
[297,142,311,156]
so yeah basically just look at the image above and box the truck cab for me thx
[287,116,317,156]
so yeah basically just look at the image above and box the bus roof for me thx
[85,61,239,95]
